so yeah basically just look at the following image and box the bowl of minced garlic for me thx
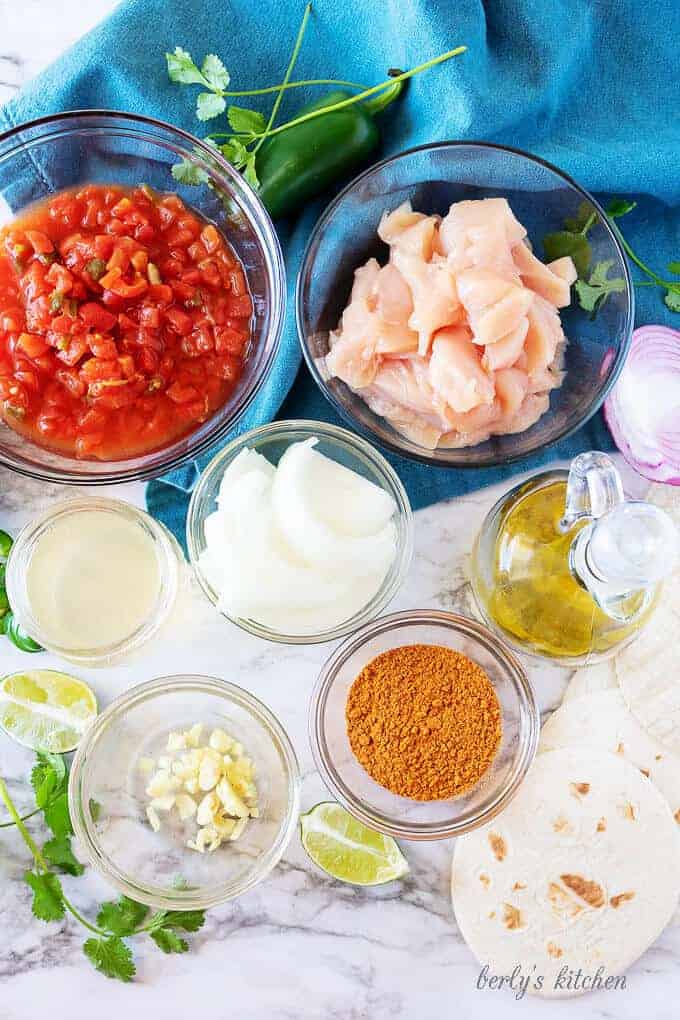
[309,610,539,840]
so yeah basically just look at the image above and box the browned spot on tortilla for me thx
[547,942,563,959]
[570,782,590,796]
[548,882,583,920]
[502,903,523,930]
[479,873,490,889]
[512,881,526,891]
[639,768,650,778]
[488,832,506,862]
[623,802,637,821]
[488,911,496,919]
[675,809,680,825]
[610,891,635,909]
[552,814,571,833]
[656,754,663,761]
[616,742,625,754]
[596,817,607,832]
[560,874,605,908]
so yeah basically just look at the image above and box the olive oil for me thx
[481,481,643,659]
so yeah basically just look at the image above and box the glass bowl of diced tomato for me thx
[0,112,285,483]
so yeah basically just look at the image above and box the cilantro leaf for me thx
[83,936,135,982]
[151,928,189,954]
[667,261,680,275]
[196,93,227,122]
[97,896,149,936]
[158,909,206,933]
[243,153,260,190]
[575,259,626,315]
[219,138,250,170]
[201,54,230,91]
[227,106,266,136]
[43,792,73,838]
[564,202,596,234]
[166,47,207,86]
[31,753,66,809]
[664,289,680,312]
[606,198,637,220]
[42,835,84,877]
[543,230,591,278]
[89,798,102,823]
[171,160,210,186]
[25,871,65,922]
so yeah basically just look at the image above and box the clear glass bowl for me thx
[309,610,539,840]
[5,496,181,665]
[69,674,301,910]
[186,419,414,644]
[0,111,285,483]
[297,141,634,467]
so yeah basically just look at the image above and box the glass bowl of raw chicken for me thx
[297,142,634,465]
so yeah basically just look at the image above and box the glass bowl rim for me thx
[68,673,302,910]
[0,109,286,485]
[5,495,181,664]
[295,138,635,468]
[186,418,415,644]
[308,608,540,841]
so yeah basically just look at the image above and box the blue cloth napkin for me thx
[2,0,679,547]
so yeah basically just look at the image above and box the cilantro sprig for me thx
[544,198,680,317]
[0,754,206,982]
[166,4,466,192]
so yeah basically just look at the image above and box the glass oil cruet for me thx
[471,452,679,664]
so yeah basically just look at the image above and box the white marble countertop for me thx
[1,4,679,1017]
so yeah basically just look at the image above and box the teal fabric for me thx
[2,0,679,547]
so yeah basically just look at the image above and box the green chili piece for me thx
[86,258,107,281]
[0,530,13,560]
[256,81,404,220]
[50,291,64,314]
[5,614,42,653]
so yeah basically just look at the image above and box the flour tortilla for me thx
[452,748,680,997]
[540,690,680,820]
[616,573,680,755]
[563,662,616,703]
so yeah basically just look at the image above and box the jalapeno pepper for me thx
[257,79,404,220]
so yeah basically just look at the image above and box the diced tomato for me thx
[0,183,252,460]
[79,302,118,332]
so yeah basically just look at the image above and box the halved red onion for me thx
[604,325,680,485]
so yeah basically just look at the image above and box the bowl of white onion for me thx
[186,420,414,644]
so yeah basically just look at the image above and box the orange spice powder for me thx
[345,644,502,801]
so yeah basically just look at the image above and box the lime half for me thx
[300,802,409,885]
[0,669,97,752]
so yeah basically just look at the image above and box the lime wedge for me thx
[300,802,409,886]
[0,669,97,752]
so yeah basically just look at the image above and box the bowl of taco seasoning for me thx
[309,610,539,840]
[0,112,284,484]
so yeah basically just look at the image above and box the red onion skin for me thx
[604,325,680,486]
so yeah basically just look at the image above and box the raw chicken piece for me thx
[548,256,578,286]
[494,392,551,435]
[456,268,534,346]
[482,318,529,371]
[378,202,438,260]
[513,241,575,307]
[374,264,413,325]
[439,198,526,274]
[524,294,565,376]
[495,367,529,416]
[328,197,573,451]
[363,358,455,449]
[392,250,460,356]
[429,327,495,413]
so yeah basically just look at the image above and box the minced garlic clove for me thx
[141,724,259,852]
